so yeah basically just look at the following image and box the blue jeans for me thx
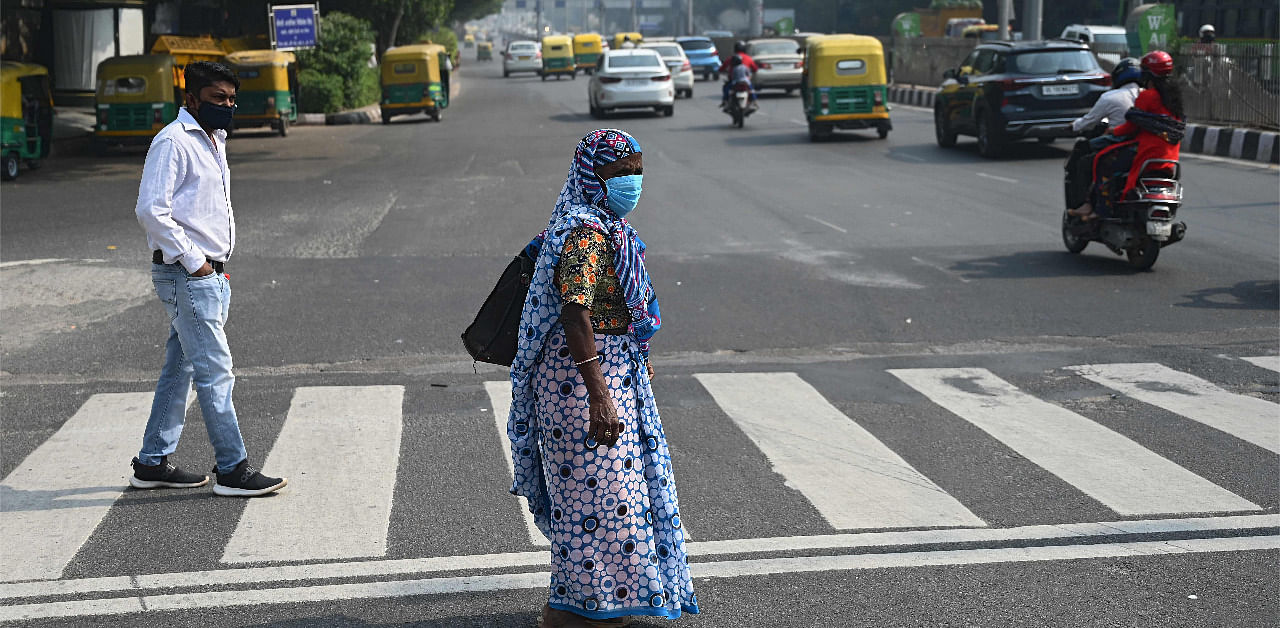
[138,263,247,474]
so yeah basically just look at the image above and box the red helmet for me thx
[1141,50,1174,77]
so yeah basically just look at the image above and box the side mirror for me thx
[943,68,957,80]
[796,47,803,55]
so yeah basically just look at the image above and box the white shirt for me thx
[1072,83,1140,133]
[135,107,234,273]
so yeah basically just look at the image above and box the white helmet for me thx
[1199,24,1215,36]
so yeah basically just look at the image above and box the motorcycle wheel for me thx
[732,110,743,128]
[1126,237,1160,270]
[1061,210,1088,254]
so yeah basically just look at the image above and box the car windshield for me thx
[1008,49,1099,75]
[749,41,799,56]
[1093,33,1128,45]
[648,45,683,58]
[679,39,713,51]
[608,54,662,69]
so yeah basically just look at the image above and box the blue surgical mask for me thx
[195,101,236,130]
[604,174,643,218]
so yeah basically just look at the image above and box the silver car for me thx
[503,40,540,77]
[640,42,695,98]
[746,38,804,93]
[588,49,675,118]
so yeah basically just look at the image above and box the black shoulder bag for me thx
[461,247,537,366]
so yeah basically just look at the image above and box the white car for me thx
[640,41,694,98]
[1060,24,1129,67]
[503,40,540,77]
[588,49,675,118]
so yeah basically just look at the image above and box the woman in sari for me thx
[506,129,699,627]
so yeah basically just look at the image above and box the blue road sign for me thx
[270,4,318,51]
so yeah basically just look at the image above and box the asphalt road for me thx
[1,60,1277,627]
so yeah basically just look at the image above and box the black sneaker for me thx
[130,457,210,489]
[212,460,287,497]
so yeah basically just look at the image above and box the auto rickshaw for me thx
[477,41,494,62]
[572,33,603,75]
[801,35,892,141]
[464,33,476,48]
[226,50,298,137]
[380,43,451,123]
[94,54,183,150]
[540,35,575,81]
[612,32,643,49]
[0,62,53,181]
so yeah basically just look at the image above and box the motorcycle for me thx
[1062,151,1187,271]
[725,82,756,128]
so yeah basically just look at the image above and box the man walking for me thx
[131,61,286,497]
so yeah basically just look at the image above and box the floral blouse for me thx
[554,226,629,334]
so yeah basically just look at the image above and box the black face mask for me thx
[194,100,235,130]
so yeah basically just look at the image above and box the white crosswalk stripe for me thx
[221,386,405,563]
[3,357,1273,588]
[483,380,551,547]
[1241,355,1280,373]
[1,393,160,582]
[1068,363,1280,454]
[888,368,1261,516]
[694,372,986,530]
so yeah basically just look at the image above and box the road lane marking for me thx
[4,534,1276,621]
[911,255,971,283]
[1068,363,1280,454]
[220,386,404,563]
[693,372,986,530]
[975,172,1019,184]
[889,368,1260,516]
[895,153,926,162]
[0,514,1273,601]
[0,393,157,582]
[0,258,107,268]
[483,381,551,547]
[1241,356,1280,373]
[802,215,848,233]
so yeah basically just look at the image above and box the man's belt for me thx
[153,250,224,273]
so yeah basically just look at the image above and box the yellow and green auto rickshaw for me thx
[540,35,575,81]
[464,33,476,49]
[477,40,494,62]
[380,43,451,123]
[0,62,53,181]
[572,33,603,75]
[226,50,298,137]
[612,32,643,49]
[801,34,891,141]
[94,54,183,150]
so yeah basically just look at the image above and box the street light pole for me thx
[687,0,693,36]
[631,0,637,33]
[998,0,1012,40]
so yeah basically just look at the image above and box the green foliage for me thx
[450,0,504,24]
[421,27,459,62]
[297,69,344,113]
[327,0,454,55]
[296,12,379,109]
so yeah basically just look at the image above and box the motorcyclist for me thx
[1064,58,1142,210]
[1070,51,1185,221]
[719,40,758,74]
[720,54,757,111]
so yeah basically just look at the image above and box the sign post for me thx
[269,3,319,51]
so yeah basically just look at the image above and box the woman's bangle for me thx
[574,355,601,368]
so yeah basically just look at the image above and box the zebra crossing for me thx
[1,355,1276,590]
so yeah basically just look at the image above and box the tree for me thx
[326,0,454,57]
[295,12,379,109]
[449,0,505,24]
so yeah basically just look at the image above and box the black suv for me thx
[934,39,1109,157]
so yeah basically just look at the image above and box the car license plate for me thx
[1146,221,1172,237]
[1042,84,1078,96]
[518,56,530,60]
[625,79,649,86]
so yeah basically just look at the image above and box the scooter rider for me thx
[720,54,757,111]
[1065,58,1142,210]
